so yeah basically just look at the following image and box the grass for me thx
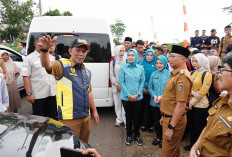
[1,42,20,52]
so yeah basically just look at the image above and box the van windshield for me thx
[27,33,112,63]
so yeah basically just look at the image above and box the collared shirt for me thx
[119,64,145,101]
[0,77,9,112]
[220,35,232,56]
[22,51,56,99]
[160,66,192,115]
[199,95,232,157]
[137,52,144,63]
[148,69,170,107]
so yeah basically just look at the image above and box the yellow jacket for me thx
[190,70,212,108]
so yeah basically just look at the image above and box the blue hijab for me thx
[140,49,157,82]
[126,49,138,67]
[157,55,168,71]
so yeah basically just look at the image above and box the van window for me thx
[27,33,112,63]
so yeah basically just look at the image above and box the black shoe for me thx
[125,136,132,145]
[148,127,154,133]
[152,138,161,146]
[141,127,146,132]
[184,145,192,151]
[134,136,143,146]
[159,140,162,148]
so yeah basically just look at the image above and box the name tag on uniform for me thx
[69,68,77,77]
[154,77,159,79]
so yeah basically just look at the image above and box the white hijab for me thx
[192,53,210,72]
[114,45,126,65]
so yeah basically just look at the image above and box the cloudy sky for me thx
[35,0,231,43]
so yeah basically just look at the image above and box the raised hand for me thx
[38,35,57,50]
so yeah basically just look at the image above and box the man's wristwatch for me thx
[40,48,48,53]
[26,92,32,96]
[168,123,175,130]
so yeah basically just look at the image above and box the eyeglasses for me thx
[219,68,232,74]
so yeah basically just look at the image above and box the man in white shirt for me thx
[22,36,57,119]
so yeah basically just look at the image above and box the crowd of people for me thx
[1,25,232,157]
[110,25,232,157]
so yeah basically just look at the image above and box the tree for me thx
[0,0,35,31]
[43,9,62,16]
[0,0,35,39]
[43,9,73,16]
[63,11,73,16]
[110,19,126,45]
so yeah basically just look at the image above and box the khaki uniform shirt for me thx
[160,66,192,115]
[220,35,232,58]
[22,51,57,99]
[199,95,232,157]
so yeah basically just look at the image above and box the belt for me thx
[161,113,186,117]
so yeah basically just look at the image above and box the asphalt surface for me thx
[18,90,190,157]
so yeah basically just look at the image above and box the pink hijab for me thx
[208,56,221,74]
[0,51,20,84]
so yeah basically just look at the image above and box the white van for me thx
[26,16,114,107]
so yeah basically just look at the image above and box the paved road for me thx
[18,91,189,157]
[18,90,124,157]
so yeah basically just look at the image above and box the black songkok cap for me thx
[171,45,190,58]
[124,37,132,43]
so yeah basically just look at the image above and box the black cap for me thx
[70,39,90,50]
[124,37,132,43]
[155,47,163,53]
[211,29,216,32]
[171,45,190,58]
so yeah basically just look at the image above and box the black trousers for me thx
[122,100,143,137]
[190,107,208,146]
[152,107,162,139]
[32,96,58,120]
[142,94,154,129]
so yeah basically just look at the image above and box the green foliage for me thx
[0,0,35,31]
[110,19,126,45]
[0,27,19,40]
[43,9,61,16]
[63,11,73,16]
[223,5,232,14]
[1,42,20,52]
[43,9,73,16]
[18,33,26,41]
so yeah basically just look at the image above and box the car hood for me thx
[0,113,90,157]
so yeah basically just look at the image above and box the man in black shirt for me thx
[203,29,220,50]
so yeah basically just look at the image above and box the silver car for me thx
[0,44,24,90]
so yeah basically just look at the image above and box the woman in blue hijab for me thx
[139,49,157,132]
[148,55,170,148]
[119,49,145,146]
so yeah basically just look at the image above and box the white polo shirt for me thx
[22,51,56,99]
